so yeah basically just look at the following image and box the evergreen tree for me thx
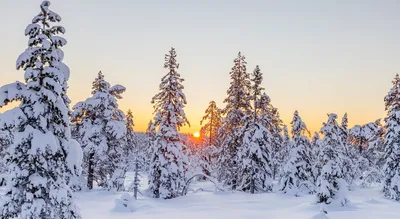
[369,119,386,172]
[0,1,81,218]
[280,111,314,195]
[341,113,348,130]
[144,120,156,172]
[217,52,252,190]
[124,110,142,197]
[125,110,137,154]
[258,94,284,180]
[361,122,384,187]
[148,47,189,199]
[71,71,127,191]
[340,113,359,188]
[131,158,141,200]
[349,120,383,187]
[311,132,323,184]
[125,110,140,170]
[237,66,273,193]
[316,114,349,213]
[200,101,222,146]
[278,125,291,178]
[382,74,400,200]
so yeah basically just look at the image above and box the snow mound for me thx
[113,193,135,212]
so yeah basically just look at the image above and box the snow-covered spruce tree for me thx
[144,120,156,172]
[280,110,314,195]
[200,101,222,146]
[145,121,156,185]
[217,52,252,190]
[0,1,82,218]
[148,47,189,199]
[311,132,323,184]
[281,124,291,164]
[237,65,273,193]
[366,119,385,183]
[349,120,384,187]
[273,124,290,179]
[382,74,400,201]
[124,110,141,172]
[362,122,384,187]
[125,110,142,195]
[317,114,349,213]
[258,93,283,180]
[125,110,137,154]
[339,113,359,188]
[131,159,141,200]
[72,71,127,191]
[125,110,143,198]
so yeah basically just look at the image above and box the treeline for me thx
[189,54,393,214]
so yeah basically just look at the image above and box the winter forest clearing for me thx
[0,1,400,219]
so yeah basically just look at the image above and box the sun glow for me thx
[193,132,201,138]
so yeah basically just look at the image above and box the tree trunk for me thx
[250,177,255,194]
[87,152,95,190]
[272,166,275,180]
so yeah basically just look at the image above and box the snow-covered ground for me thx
[0,173,396,219]
[62,173,399,219]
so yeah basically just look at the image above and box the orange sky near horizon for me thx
[0,0,398,136]
[0,61,392,136]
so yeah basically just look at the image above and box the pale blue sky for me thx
[0,0,399,133]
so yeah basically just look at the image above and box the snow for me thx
[6,173,391,219]
[113,193,135,212]
[0,108,26,129]
[25,23,41,36]
[66,139,83,174]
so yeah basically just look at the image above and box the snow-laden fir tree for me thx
[144,120,156,172]
[0,1,82,218]
[125,110,142,196]
[349,120,383,187]
[311,132,323,184]
[200,100,222,146]
[125,110,137,157]
[317,114,349,213]
[341,113,348,130]
[280,110,314,195]
[217,52,252,190]
[366,119,385,182]
[382,74,400,201]
[131,159,141,200]
[237,66,273,193]
[124,110,143,173]
[104,105,128,191]
[281,125,291,164]
[339,113,359,188]
[349,122,379,154]
[259,94,283,180]
[72,71,127,191]
[363,123,384,186]
[148,47,189,199]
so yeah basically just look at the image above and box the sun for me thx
[193,131,200,138]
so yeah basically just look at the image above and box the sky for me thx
[0,0,399,134]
